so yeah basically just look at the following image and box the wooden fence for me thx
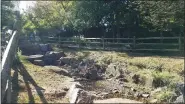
[1,31,19,103]
[41,36,184,52]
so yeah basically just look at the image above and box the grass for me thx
[95,81,106,88]
[152,71,183,88]
[11,51,73,103]
[154,89,176,102]
[14,46,184,103]
[17,93,41,103]
[52,47,183,103]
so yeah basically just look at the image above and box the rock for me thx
[112,89,119,94]
[33,60,45,66]
[66,82,93,104]
[19,43,41,55]
[59,57,76,65]
[66,83,80,103]
[54,60,61,66]
[174,95,184,103]
[27,55,44,62]
[105,63,126,79]
[82,68,100,80]
[46,51,66,60]
[44,57,55,65]
[74,78,88,81]
[98,92,110,98]
[108,74,114,79]
[39,44,51,53]
[141,93,150,98]
[75,59,104,80]
[70,88,81,103]
[55,51,66,58]
[175,83,184,96]
[93,98,142,103]
[76,90,94,103]
[44,52,56,65]
[89,69,98,80]
[66,82,83,97]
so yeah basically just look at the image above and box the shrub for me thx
[152,71,182,88]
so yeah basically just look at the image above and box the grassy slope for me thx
[53,47,184,102]
[11,53,72,103]
[12,47,184,103]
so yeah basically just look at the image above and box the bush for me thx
[152,71,182,88]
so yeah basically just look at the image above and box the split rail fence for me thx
[1,31,19,103]
[41,36,184,52]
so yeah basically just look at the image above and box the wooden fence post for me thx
[102,37,105,50]
[78,36,80,48]
[179,36,181,52]
[133,36,136,51]
[7,77,12,103]
[58,35,61,44]
[161,36,163,43]
[160,32,163,43]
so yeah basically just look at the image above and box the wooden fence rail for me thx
[1,31,18,103]
[40,36,184,52]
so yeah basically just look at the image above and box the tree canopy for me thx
[20,0,184,38]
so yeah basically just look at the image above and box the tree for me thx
[21,0,184,38]
[1,1,16,29]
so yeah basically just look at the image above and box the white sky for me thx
[19,1,35,14]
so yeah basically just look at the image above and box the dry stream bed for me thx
[11,49,184,103]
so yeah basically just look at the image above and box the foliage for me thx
[152,71,182,88]
[20,1,184,38]
[1,1,15,28]
[155,89,175,102]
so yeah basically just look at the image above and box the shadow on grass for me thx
[11,58,47,103]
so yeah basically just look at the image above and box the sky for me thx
[19,1,35,14]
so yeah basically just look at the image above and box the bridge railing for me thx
[1,31,19,103]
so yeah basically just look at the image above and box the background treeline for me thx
[1,1,184,39]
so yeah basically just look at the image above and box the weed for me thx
[95,81,105,87]
[152,71,182,88]
[154,89,176,102]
